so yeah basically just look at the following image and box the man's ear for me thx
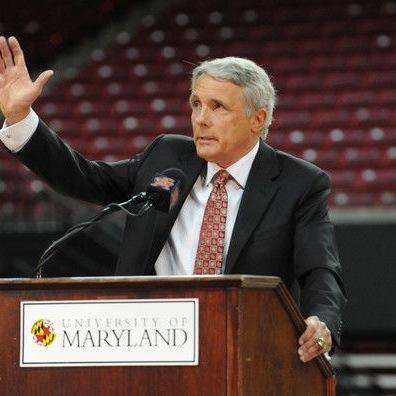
[251,108,267,135]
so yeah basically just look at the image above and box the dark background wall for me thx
[336,224,396,336]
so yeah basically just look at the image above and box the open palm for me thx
[0,36,53,124]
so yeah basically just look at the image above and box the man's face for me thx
[190,74,263,168]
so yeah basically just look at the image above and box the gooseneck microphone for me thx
[32,168,187,278]
[145,168,187,212]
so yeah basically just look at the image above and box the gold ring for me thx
[317,337,326,352]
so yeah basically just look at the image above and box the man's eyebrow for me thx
[213,98,227,107]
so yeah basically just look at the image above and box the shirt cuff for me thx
[0,109,39,152]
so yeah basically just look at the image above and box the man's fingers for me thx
[298,316,333,363]
[298,319,318,344]
[300,337,321,351]
[299,344,322,362]
[0,36,14,67]
[34,70,54,92]
[300,333,330,349]
[8,36,25,67]
[298,339,322,363]
[0,37,7,69]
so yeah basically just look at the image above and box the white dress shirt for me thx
[155,141,259,275]
[0,109,260,275]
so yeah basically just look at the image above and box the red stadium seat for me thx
[2,0,396,219]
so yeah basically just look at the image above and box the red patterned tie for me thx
[194,170,231,275]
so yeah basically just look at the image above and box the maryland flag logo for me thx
[151,176,175,190]
[31,319,56,347]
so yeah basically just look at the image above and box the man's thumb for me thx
[34,70,54,92]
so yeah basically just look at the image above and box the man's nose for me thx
[195,106,211,126]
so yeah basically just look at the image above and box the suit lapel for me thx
[224,140,280,274]
[176,152,206,213]
[149,151,205,267]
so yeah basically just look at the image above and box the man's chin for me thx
[196,148,212,161]
[195,148,215,161]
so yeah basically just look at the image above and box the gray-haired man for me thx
[0,36,346,363]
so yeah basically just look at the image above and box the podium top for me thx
[0,274,282,290]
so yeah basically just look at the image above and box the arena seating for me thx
[0,0,133,69]
[0,0,395,223]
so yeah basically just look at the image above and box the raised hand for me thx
[0,36,53,124]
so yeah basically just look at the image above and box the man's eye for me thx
[191,101,200,108]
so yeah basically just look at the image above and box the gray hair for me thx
[191,57,277,138]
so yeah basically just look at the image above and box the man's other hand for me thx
[298,315,332,363]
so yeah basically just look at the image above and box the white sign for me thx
[20,299,199,367]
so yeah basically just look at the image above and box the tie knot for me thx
[213,170,231,187]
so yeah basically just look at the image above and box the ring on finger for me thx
[316,337,326,352]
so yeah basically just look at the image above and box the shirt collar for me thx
[203,140,260,188]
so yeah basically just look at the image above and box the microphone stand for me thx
[32,193,152,278]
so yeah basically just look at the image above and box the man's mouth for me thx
[196,137,217,143]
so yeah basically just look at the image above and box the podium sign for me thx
[20,299,199,367]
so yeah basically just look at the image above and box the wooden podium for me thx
[0,275,335,395]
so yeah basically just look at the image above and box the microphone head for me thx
[146,168,187,212]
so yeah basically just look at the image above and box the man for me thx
[0,36,346,363]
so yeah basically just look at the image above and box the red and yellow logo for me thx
[151,176,175,190]
[31,319,56,347]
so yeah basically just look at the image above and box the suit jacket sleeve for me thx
[293,170,346,347]
[13,119,163,206]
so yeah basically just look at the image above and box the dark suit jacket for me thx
[15,120,346,346]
